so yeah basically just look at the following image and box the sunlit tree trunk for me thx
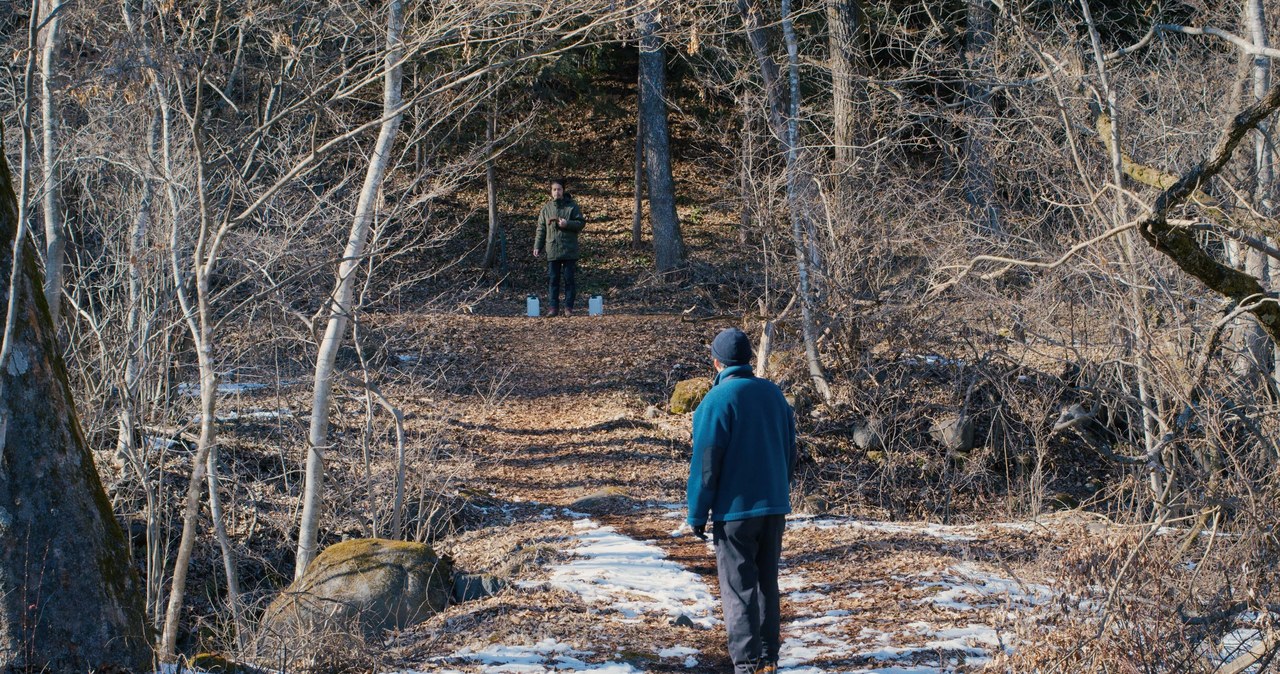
[39,0,66,326]
[297,0,405,579]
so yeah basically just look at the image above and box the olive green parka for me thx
[535,196,586,261]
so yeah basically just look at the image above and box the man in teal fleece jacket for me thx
[687,328,797,674]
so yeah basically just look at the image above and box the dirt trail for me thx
[380,308,1067,673]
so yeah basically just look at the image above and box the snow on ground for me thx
[773,516,1055,673]
[176,381,269,396]
[407,514,1062,673]
[425,638,643,674]
[529,518,720,628]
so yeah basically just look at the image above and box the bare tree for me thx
[38,0,66,326]
[636,0,686,273]
[296,0,406,579]
[962,0,1001,238]
[827,0,866,172]
[0,117,150,673]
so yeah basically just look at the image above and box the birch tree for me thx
[296,0,406,578]
[39,0,66,326]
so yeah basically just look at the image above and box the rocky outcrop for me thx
[669,378,711,414]
[260,539,451,644]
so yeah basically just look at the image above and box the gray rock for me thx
[260,539,451,642]
[929,413,974,452]
[672,614,696,628]
[452,573,507,603]
[850,417,884,451]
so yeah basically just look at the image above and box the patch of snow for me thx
[190,408,291,423]
[177,381,269,397]
[788,517,978,541]
[428,638,642,674]
[1216,628,1266,673]
[524,518,720,627]
[657,646,699,658]
[145,436,178,450]
[916,563,1055,611]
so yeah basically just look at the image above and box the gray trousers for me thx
[713,515,785,673]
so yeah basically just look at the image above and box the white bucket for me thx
[526,295,540,317]
[588,295,603,316]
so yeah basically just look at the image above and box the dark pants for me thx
[713,515,785,673]
[547,260,577,310]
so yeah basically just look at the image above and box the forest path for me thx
[381,308,1069,674]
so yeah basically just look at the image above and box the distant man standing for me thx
[532,178,585,317]
[687,328,797,674]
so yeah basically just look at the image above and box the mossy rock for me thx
[670,378,712,414]
[259,538,452,645]
[866,450,887,465]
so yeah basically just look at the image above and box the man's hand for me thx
[691,523,707,541]
[533,248,541,258]
[555,217,567,230]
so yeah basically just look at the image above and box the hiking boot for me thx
[546,308,559,317]
[753,661,778,674]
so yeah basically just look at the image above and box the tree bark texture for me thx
[637,1,685,273]
[1244,0,1276,388]
[962,0,1001,237]
[632,67,645,250]
[298,0,405,579]
[0,120,150,672]
[827,0,866,170]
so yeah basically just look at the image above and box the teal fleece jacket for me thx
[686,364,797,527]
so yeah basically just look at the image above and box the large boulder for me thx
[670,378,712,414]
[260,539,451,642]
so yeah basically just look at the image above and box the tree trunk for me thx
[962,0,1001,237]
[206,448,245,652]
[737,0,827,270]
[1243,0,1275,389]
[828,0,865,170]
[632,66,645,250]
[636,1,685,273]
[482,103,501,270]
[297,0,405,579]
[0,118,150,673]
[782,0,833,404]
[39,0,66,327]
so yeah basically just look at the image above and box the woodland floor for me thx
[163,88,1133,672]
[354,308,1090,674]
